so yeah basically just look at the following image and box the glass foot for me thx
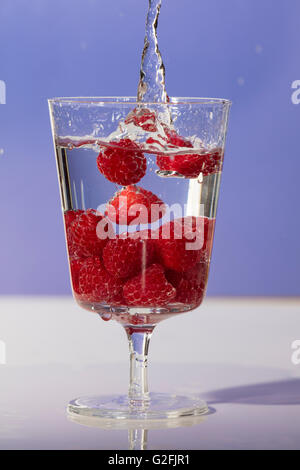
[67,392,208,420]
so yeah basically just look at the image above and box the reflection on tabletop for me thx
[68,409,215,450]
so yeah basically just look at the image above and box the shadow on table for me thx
[203,378,300,406]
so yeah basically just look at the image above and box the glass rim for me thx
[48,96,232,106]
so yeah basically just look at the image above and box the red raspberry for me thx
[163,127,193,148]
[166,263,208,305]
[164,269,182,288]
[78,257,124,304]
[64,209,84,227]
[103,233,155,279]
[97,139,147,185]
[106,185,166,225]
[70,209,113,258]
[69,257,85,295]
[150,125,223,178]
[146,126,193,150]
[125,108,157,132]
[156,217,211,272]
[123,264,176,307]
[157,148,222,178]
[64,210,84,257]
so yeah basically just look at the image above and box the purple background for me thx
[0,0,299,296]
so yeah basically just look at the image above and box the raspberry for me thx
[97,139,147,185]
[166,263,208,305]
[125,108,157,132]
[164,269,182,288]
[123,264,176,307]
[70,209,113,258]
[163,128,193,148]
[69,257,85,295]
[106,185,166,225]
[64,209,84,227]
[103,233,155,279]
[64,210,84,257]
[78,257,124,304]
[156,217,211,272]
[150,125,223,178]
[146,126,193,150]
[156,148,222,178]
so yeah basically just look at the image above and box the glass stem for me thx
[125,327,155,407]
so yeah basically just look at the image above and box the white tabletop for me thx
[0,297,299,450]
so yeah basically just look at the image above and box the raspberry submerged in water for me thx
[166,263,208,305]
[69,257,85,295]
[78,257,124,305]
[123,264,176,307]
[163,128,194,148]
[152,126,223,178]
[64,210,84,257]
[156,216,211,272]
[97,139,147,186]
[69,209,113,258]
[145,123,193,148]
[64,209,84,228]
[157,148,223,178]
[103,233,156,279]
[106,185,166,225]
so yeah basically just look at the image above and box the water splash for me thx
[137,0,167,103]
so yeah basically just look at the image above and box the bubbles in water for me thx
[156,169,186,178]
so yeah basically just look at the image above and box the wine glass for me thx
[48,97,231,420]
